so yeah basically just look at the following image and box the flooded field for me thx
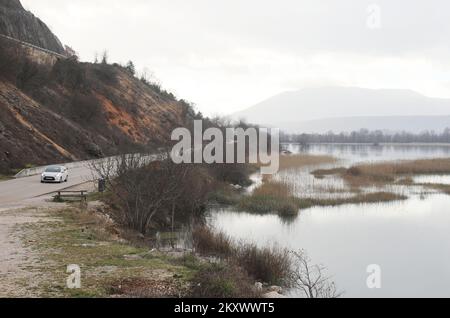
[208,144,450,297]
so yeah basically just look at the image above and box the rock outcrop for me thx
[0,0,65,54]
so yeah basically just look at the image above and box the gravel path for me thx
[0,205,51,297]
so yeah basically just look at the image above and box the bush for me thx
[92,63,118,84]
[16,59,49,90]
[51,58,86,89]
[192,226,233,257]
[192,227,294,287]
[69,93,103,123]
[93,156,215,234]
[190,263,260,298]
[236,243,293,286]
[208,187,241,205]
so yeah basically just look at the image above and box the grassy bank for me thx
[19,204,273,298]
[21,206,199,298]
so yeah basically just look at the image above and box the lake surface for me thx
[284,143,450,164]
[208,144,450,298]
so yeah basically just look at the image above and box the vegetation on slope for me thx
[0,37,196,174]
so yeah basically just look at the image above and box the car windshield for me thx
[45,167,62,173]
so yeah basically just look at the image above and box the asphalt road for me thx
[0,164,96,206]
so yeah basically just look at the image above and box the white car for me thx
[41,166,69,183]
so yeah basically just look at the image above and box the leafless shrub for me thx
[91,153,214,234]
[290,250,343,298]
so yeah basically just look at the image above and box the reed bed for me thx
[312,158,450,187]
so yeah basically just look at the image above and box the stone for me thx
[262,291,287,298]
[254,282,263,292]
[268,286,283,293]
[123,254,142,261]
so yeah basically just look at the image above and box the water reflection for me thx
[286,143,450,164]
[414,175,450,185]
[208,194,450,298]
[207,144,450,297]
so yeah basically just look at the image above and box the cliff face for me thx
[0,0,65,54]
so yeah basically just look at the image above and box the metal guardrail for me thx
[14,153,163,178]
[0,33,67,59]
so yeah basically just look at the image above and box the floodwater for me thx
[208,144,450,298]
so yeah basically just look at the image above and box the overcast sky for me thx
[21,0,450,116]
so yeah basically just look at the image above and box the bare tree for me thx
[101,50,109,64]
[90,152,213,235]
[290,250,343,298]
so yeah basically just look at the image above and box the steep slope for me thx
[0,38,193,174]
[0,0,65,54]
[234,87,450,133]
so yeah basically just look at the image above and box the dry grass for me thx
[235,243,293,287]
[420,183,450,195]
[278,154,337,171]
[192,227,293,286]
[240,177,406,214]
[312,168,347,178]
[192,226,234,257]
[301,192,407,208]
[253,179,293,198]
[0,174,13,181]
[312,158,450,187]
[239,180,300,215]
[190,263,261,298]
[23,207,197,298]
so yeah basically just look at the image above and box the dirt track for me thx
[0,204,55,297]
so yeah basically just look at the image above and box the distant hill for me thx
[0,0,65,54]
[233,87,450,133]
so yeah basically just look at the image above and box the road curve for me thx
[0,153,161,207]
[0,165,96,207]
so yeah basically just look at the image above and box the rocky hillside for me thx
[0,12,195,174]
[0,0,65,54]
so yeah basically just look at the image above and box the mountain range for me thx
[233,87,450,133]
